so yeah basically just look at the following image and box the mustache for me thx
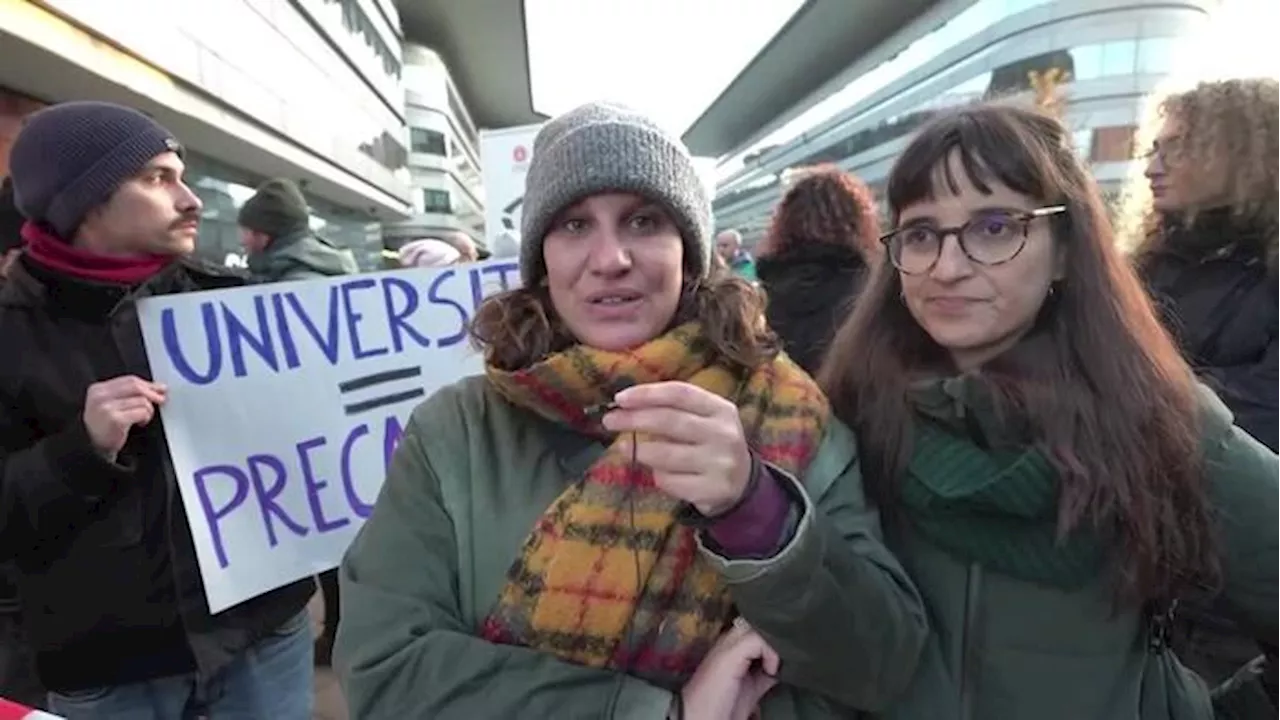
[171,214,201,229]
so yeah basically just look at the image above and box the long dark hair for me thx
[819,103,1215,604]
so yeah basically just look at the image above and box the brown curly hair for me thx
[1119,78,1279,261]
[756,164,881,259]
[470,273,779,372]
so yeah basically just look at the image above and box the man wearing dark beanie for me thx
[0,101,315,718]
[238,177,358,283]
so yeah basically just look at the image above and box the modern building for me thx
[707,0,1217,244]
[0,0,416,269]
[381,42,487,260]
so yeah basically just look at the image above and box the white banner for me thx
[480,123,542,257]
[138,259,521,613]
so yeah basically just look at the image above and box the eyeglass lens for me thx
[889,213,1028,273]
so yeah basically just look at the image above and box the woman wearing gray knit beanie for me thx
[336,103,925,719]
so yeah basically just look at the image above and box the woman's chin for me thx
[575,322,660,352]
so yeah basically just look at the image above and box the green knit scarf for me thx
[900,417,1107,590]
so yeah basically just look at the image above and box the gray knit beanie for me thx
[238,178,311,239]
[520,102,712,286]
[8,101,181,239]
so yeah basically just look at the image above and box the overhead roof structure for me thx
[395,0,546,131]
[682,0,941,158]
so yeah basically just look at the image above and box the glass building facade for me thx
[712,0,1215,243]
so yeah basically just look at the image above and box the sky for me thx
[1166,0,1278,85]
[523,0,804,137]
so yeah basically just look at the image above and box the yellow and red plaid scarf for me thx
[480,323,829,687]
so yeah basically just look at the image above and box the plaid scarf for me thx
[479,323,829,687]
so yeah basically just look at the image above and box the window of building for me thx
[1070,44,1103,81]
[411,127,448,156]
[1100,40,1137,77]
[323,0,402,79]
[360,130,408,171]
[1137,37,1176,74]
[1090,125,1137,163]
[447,85,479,150]
[1072,128,1093,155]
[423,189,452,214]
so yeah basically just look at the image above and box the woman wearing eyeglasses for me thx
[817,103,1277,720]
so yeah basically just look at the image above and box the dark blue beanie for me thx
[8,101,182,239]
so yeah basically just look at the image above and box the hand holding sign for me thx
[83,375,167,462]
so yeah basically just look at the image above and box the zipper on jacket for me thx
[958,563,983,720]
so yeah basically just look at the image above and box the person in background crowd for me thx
[0,176,44,710]
[755,165,879,376]
[819,103,1277,720]
[0,101,315,718]
[238,175,357,667]
[441,229,482,263]
[1129,77,1280,719]
[335,102,927,719]
[398,238,462,268]
[238,177,358,283]
[397,233,480,269]
[715,228,757,281]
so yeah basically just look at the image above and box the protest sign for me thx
[138,259,521,613]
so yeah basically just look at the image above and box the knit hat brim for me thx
[518,106,711,287]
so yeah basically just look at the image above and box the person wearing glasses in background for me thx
[1127,77,1279,720]
[818,102,1277,720]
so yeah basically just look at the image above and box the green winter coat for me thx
[334,375,929,719]
[247,230,358,283]
[875,377,1278,720]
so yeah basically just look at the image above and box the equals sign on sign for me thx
[338,365,426,416]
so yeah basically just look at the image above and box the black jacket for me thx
[1139,210,1278,718]
[0,255,313,692]
[1140,210,1277,452]
[756,243,869,376]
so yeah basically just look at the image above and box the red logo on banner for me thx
[513,145,528,163]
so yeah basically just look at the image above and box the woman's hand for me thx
[603,381,752,516]
[679,619,780,720]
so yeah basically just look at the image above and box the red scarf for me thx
[21,221,172,285]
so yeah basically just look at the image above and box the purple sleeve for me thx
[704,460,794,558]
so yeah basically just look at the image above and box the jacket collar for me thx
[0,253,244,312]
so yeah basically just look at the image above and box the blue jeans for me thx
[47,611,313,720]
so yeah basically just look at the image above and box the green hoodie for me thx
[248,230,359,283]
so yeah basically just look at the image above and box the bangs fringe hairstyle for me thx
[1119,78,1279,261]
[471,267,779,372]
[819,103,1216,604]
[757,164,882,259]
